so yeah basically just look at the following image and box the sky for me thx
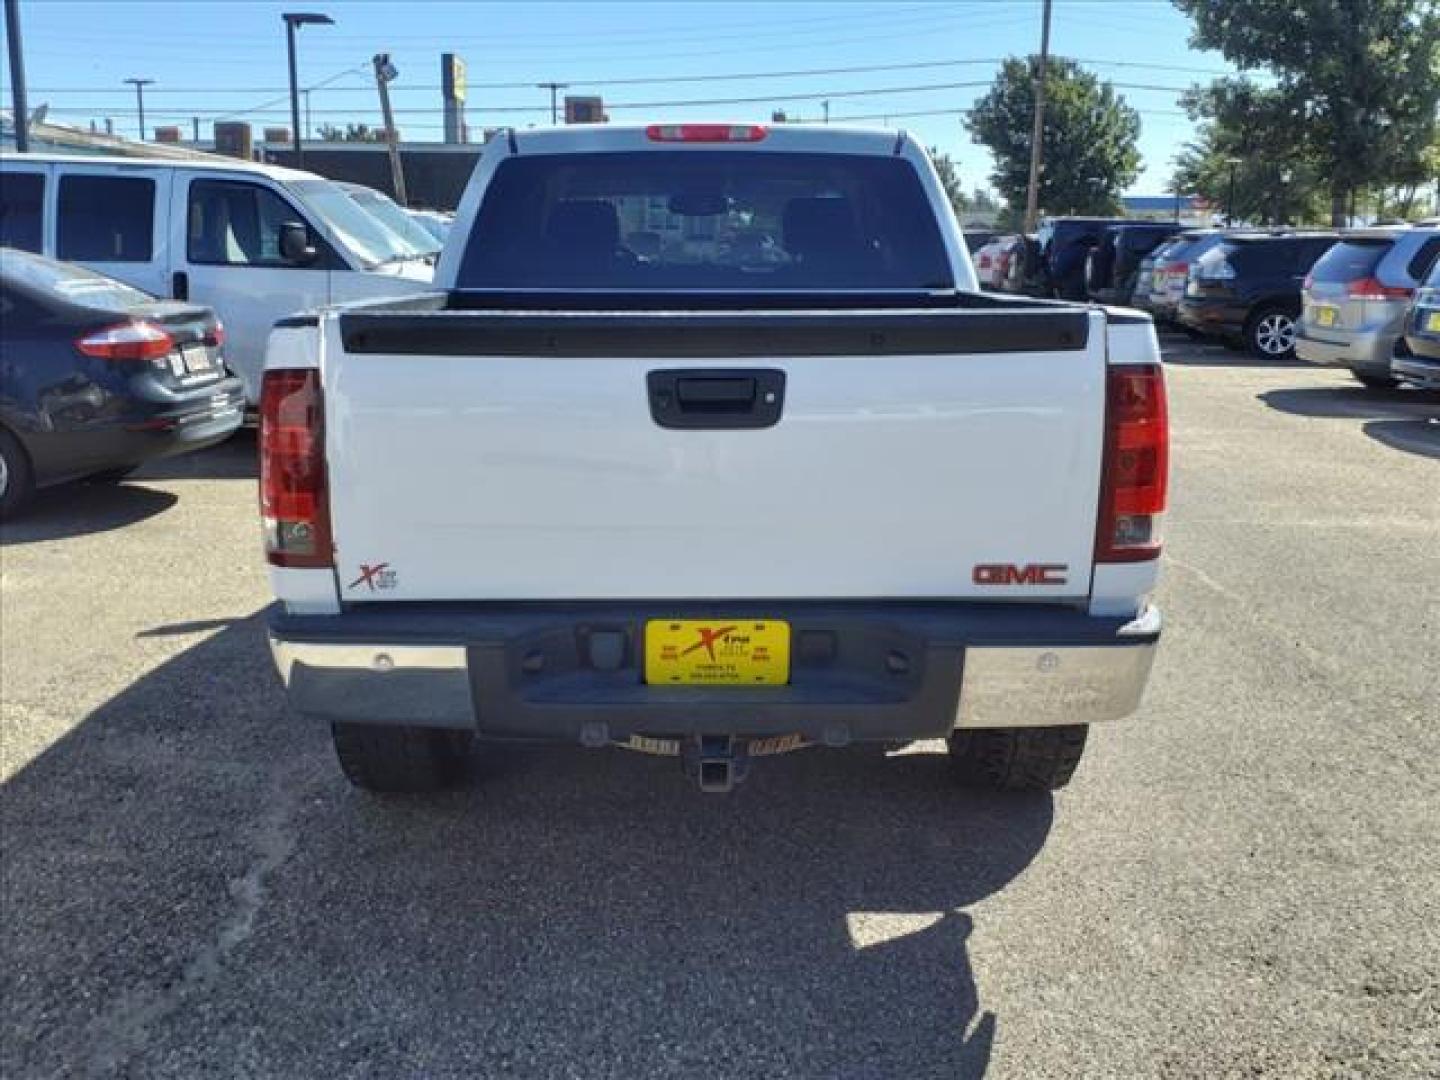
[1,0,1251,194]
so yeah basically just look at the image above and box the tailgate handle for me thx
[647,369,785,430]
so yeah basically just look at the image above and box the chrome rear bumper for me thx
[269,602,1162,737]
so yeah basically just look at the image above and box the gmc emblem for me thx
[973,563,1069,586]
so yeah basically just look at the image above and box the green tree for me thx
[316,122,387,143]
[1172,80,1329,225]
[929,149,971,216]
[965,56,1142,217]
[1173,0,1440,225]
[969,188,1000,214]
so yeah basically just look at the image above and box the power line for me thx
[6,56,1233,99]
[215,64,368,123]
[16,73,1198,117]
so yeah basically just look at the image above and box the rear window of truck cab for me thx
[455,151,953,291]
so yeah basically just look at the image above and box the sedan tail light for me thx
[260,369,332,569]
[75,320,173,361]
[1096,364,1169,563]
[1346,277,1413,301]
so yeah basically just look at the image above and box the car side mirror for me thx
[280,221,318,265]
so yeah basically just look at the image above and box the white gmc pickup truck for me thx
[261,124,1167,796]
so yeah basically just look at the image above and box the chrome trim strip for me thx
[269,638,467,686]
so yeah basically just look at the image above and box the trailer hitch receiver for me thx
[682,735,750,794]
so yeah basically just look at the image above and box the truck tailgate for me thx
[323,307,1106,602]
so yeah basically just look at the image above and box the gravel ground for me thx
[2,335,1437,1079]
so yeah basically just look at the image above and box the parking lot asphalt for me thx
[2,333,1437,1079]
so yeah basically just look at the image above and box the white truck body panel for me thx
[322,316,1107,602]
[257,126,1169,780]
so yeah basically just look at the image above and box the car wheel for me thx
[1352,372,1400,390]
[0,428,36,519]
[331,722,475,793]
[947,725,1089,791]
[1248,306,1298,360]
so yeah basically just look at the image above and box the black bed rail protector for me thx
[337,307,1092,357]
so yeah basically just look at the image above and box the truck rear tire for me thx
[331,723,474,793]
[947,725,1089,791]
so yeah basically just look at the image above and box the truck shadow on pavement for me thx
[1259,387,1440,460]
[0,482,178,545]
[3,613,1051,1080]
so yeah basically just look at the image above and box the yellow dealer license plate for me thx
[645,620,790,686]
[1314,306,1338,328]
[1426,311,1440,332]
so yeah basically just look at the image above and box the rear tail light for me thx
[1096,364,1168,563]
[260,369,332,569]
[75,320,173,361]
[205,322,226,349]
[645,123,767,142]
[1346,277,1413,301]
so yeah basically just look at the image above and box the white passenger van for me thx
[0,153,434,402]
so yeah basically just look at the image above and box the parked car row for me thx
[971,214,1440,386]
[1126,224,1440,383]
[1295,227,1440,387]
[0,154,438,405]
[0,151,463,517]
[0,247,244,516]
[973,217,1183,306]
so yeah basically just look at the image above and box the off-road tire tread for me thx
[331,723,474,793]
[947,725,1089,791]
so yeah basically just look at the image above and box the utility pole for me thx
[1022,0,1053,234]
[822,100,831,124]
[373,53,408,206]
[537,82,568,124]
[4,0,30,151]
[192,116,200,143]
[124,77,153,141]
[303,88,311,138]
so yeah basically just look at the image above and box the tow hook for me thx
[682,735,750,794]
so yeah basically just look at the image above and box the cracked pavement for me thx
[2,335,1437,1078]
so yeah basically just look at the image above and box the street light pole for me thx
[537,82,568,124]
[124,77,153,141]
[282,12,334,169]
[1224,156,1242,227]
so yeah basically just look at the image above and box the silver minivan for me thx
[1296,227,1440,388]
